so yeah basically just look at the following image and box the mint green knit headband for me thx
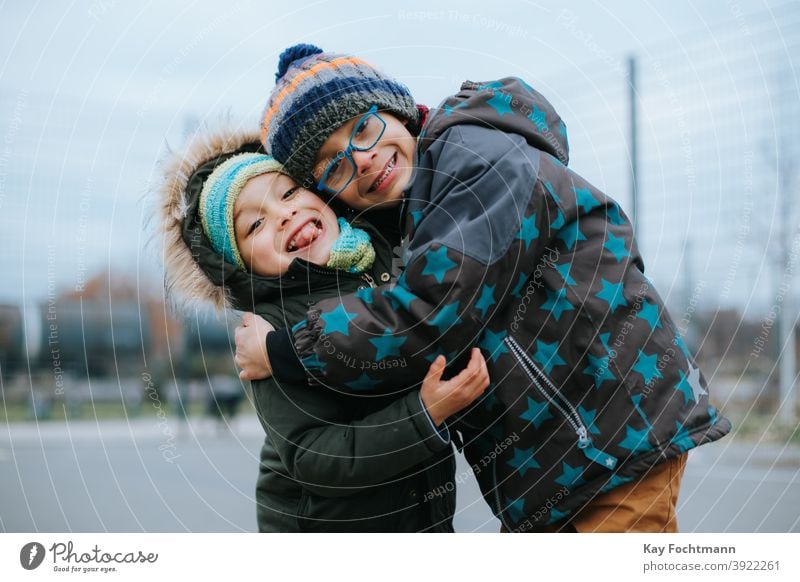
[199,153,284,269]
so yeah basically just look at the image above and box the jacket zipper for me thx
[505,335,618,470]
[305,264,377,289]
[505,336,587,443]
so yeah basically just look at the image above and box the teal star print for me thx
[574,187,601,213]
[556,220,587,250]
[383,285,416,311]
[554,262,576,286]
[603,231,630,263]
[301,351,327,373]
[504,497,526,523]
[637,300,662,331]
[554,462,587,489]
[546,507,571,525]
[421,246,457,284]
[426,300,461,335]
[551,208,566,230]
[618,425,652,453]
[544,181,562,206]
[517,213,539,251]
[582,353,616,389]
[632,349,663,385]
[511,273,529,298]
[355,287,373,305]
[606,203,626,225]
[674,334,692,360]
[443,102,467,116]
[598,332,613,354]
[369,329,408,360]
[507,447,541,477]
[478,329,509,363]
[487,91,514,116]
[478,80,505,90]
[595,278,628,311]
[320,304,357,336]
[475,284,497,318]
[520,396,554,429]
[671,421,695,453]
[578,406,601,436]
[540,287,575,321]
[532,340,566,374]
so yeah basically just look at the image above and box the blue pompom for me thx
[276,44,323,81]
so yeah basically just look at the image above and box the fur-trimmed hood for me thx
[155,123,334,314]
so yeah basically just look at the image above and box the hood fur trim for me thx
[154,123,261,313]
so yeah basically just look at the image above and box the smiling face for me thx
[313,111,416,210]
[233,173,339,277]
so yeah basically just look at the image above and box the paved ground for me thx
[1,415,798,532]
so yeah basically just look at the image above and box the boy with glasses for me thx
[239,44,730,532]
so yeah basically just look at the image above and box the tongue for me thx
[292,222,319,250]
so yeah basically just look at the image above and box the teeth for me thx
[287,220,321,252]
[371,155,395,192]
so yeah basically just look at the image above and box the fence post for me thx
[628,54,639,238]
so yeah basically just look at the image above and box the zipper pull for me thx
[581,442,619,470]
[362,273,377,288]
[577,426,591,449]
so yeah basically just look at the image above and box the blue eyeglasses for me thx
[317,105,387,196]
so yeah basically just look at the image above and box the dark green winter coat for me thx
[157,126,455,532]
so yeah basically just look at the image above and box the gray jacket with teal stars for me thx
[285,77,731,530]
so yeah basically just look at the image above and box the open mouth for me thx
[286,218,324,253]
[367,152,397,194]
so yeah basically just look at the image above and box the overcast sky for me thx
[0,0,794,308]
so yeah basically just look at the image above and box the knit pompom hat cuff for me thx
[261,45,418,186]
[199,153,284,269]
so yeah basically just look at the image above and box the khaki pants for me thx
[502,453,687,533]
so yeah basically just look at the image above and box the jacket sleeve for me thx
[267,328,307,384]
[252,376,450,498]
[291,124,565,393]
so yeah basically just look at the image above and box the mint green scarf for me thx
[326,218,375,273]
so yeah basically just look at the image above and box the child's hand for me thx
[420,348,490,427]
[234,313,275,381]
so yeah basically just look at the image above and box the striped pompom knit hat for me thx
[199,153,284,270]
[260,44,418,187]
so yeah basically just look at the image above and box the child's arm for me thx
[253,348,488,496]
[272,124,569,393]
